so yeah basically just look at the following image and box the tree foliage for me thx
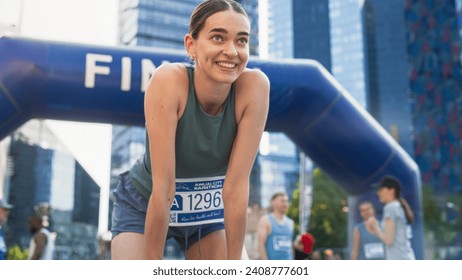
[422,185,462,246]
[288,168,348,249]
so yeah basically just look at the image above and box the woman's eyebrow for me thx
[209,28,249,36]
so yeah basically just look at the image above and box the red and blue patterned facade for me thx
[405,0,462,193]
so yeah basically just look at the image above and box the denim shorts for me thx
[111,171,225,251]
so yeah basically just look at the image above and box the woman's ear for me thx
[184,34,195,61]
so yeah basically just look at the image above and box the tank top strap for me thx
[185,63,195,92]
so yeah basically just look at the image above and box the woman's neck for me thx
[193,72,231,116]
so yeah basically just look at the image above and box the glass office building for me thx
[267,0,293,58]
[258,133,300,208]
[328,0,414,154]
[119,0,199,48]
[364,0,413,154]
[3,120,101,259]
[265,1,337,215]
[293,0,331,70]
[329,0,368,107]
[405,0,462,193]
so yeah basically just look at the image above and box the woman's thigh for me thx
[185,230,249,260]
[111,232,145,260]
[185,229,227,260]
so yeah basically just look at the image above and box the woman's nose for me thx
[223,43,238,57]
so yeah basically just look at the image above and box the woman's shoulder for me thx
[152,62,188,81]
[384,200,401,213]
[234,68,270,102]
[236,67,269,85]
[146,62,189,95]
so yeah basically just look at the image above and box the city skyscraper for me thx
[267,0,293,58]
[265,0,413,155]
[329,0,369,106]
[293,0,331,70]
[364,0,413,154]
[3,120,101,259]
[405,0,462,193]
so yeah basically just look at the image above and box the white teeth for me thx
[217,62,236,69]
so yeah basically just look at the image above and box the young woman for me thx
[367,176,415,260]
[111,0,270,260]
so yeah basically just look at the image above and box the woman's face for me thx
[377,187,395,203]
[186,10,250,84]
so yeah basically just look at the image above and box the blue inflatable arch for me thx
[0,36,424,259]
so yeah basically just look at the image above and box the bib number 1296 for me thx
[187,191,222,211]
[169,176,225,226]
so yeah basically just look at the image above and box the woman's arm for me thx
[143,63,187,259]
[374,218,395,245]
[223,69,270,259]
[367,217,395,245]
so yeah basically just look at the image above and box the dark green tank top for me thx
[129,64,237,199]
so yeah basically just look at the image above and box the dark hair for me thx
[378,176,414,224]
[189,0,249,39]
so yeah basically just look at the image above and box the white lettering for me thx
[85,53,112,88]
[121,57,132,92]
[171,197,180,209]
[84,53,171,92]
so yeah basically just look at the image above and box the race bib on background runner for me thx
[169,176,225,226]
[364,242,385,259]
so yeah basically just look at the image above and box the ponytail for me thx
[398,197,414,224]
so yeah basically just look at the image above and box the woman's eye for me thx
[238,38,248,45]
[212,35,223,42]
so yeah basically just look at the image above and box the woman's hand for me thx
[365,217,379,234]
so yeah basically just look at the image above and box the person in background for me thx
[367,176,415,260]
[293,232,315,260]
[257,192,294,260]
[323,248,335,260]
[351,201,384,260]
[0,198,13,260]
[310,250,321,260]
[28,215,55,260]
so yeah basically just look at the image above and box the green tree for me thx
[422,185,462,250]
[288,168,348,249]
[287,183,301,235]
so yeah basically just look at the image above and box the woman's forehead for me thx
[201,10,250,34]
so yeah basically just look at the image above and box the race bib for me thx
[169,176,225,226]
[364,242,385,259]
[272,235,292,251]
